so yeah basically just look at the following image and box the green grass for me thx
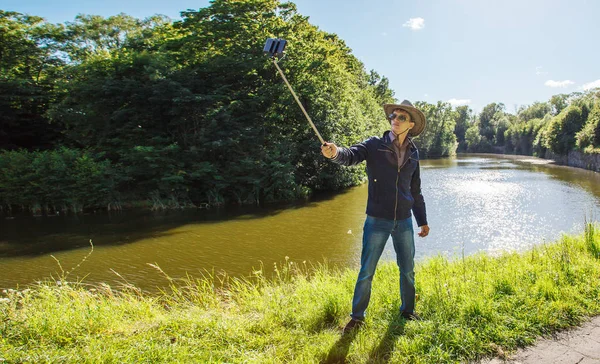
[1,224,600,363]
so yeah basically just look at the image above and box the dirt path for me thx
[480,316,600,363]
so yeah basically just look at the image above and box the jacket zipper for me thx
[394,165,399,221]
[384,141,417,222]
[382,142,401,222]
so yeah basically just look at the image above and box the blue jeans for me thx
[351,215,415,321]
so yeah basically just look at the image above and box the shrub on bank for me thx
[576,100,600,153]
[0,148,117,214]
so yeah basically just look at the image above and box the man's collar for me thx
[385,130,411,146]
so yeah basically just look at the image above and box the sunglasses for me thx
[389,113,410,122]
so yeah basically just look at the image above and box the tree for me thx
[465,123,484,152]
[478,102,505,142]
[368,70,395,105]
[576,100,600,151]
[550,94,569,115]
[494,113,514,146]
[414,101,458,157]
[542,105,586,155]
[517,102,551,122]
[504,117,546,155]
[44,0,396,208]
[0,11,66,150]
[60,13,169,63]
[454,105,472,151]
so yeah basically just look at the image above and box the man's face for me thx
[390,109,415,136]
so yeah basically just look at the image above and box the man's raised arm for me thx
[321,138,372,166]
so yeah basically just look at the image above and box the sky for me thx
[3,0,599,113]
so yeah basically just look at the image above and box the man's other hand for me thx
[321,142,338,159]
[418,225,430,237]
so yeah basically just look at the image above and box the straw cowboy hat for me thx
[383,100,426,137]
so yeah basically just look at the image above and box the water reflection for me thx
[0,154,599,292]
[420,155,600,259]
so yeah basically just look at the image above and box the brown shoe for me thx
[342,318,364,334]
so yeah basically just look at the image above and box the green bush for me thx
[504,118,546,155]
[413,101,458,157]
[542,105,586,155]
[465,124,493,152]
[576,101,600,151]
[0,148,116,213]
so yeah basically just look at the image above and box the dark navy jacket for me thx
[331,131,428,226]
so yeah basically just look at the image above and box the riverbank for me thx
[461,150,600,173]
[1,223,599,363]
[544,149,600,173]
[2,151,598,218]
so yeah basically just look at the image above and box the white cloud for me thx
[403,17,425,31]
[381,32,388,37]
[582,79,600,90]
[544,80,575,88]
[424,93,429,97]
[535,66,547,76]
[447,98,471,106]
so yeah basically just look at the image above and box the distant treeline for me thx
[456,95,600,157]
[1,1,599,214]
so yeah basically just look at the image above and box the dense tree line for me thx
[1,2,599,214]
[0,2,399,213]
[460,91,600,157]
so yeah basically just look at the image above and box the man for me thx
[321,100,430,332]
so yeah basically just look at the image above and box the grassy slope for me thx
[1,224,599,363]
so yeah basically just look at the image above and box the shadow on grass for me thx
[321,324,360,364]
[368,312,407,363]
[320,312,408,364]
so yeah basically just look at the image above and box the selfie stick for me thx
[263,38,325,145]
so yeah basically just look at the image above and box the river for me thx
[1,154,599,292]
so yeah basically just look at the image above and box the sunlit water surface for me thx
[1,154,599,291]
